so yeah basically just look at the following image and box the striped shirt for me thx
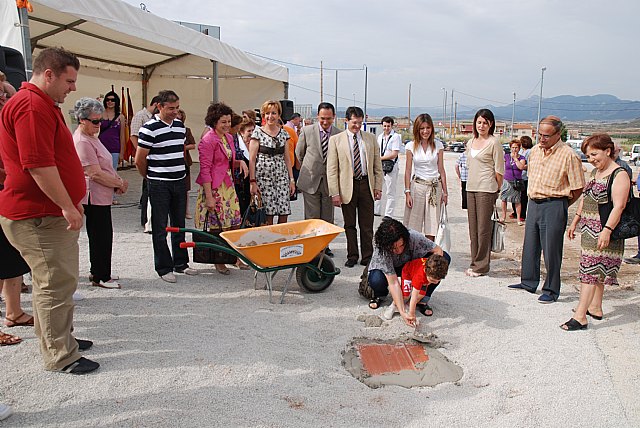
[527,141,585,199]
[456,152,468,181]
[138,115,186,181]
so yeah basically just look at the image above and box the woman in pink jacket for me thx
[195,102,248,275]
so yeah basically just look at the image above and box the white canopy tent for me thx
[1,0,288,133]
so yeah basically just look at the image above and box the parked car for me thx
[449,142,465,152]
[502,143,511,154]
[630,143,640,166]
[573,146,588,162]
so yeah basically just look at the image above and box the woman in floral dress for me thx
[564,134,630,331]
[195,103,248,275]
[248,100,295,225]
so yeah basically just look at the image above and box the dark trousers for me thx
[341,178,374,263]
[84,201,113,283]
[461,180,468,210]
[140,178,149,226]
[148,178,189,276]
[368,251,451,299]
[511,179,528,219]
[520,198,568,300]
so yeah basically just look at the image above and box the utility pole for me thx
[441,88,446,139]
[334,70,338,112]
[449,89,454,142]
[454,101,457,139]
[363,65,368,126]
[511,92,516,138]
[408,83,412,132]
[320,61,323,103]
[535,67,547,144]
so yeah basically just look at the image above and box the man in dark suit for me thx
[327,106,383,267]
[296,103,340,255]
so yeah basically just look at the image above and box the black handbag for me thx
[241,195,266,229]
[508,156,525,192]
[598,167,640,240]
[380,134,397,174]
[192,212,238,265]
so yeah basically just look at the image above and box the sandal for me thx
[0,331,22,346]
[4,312,34,328]
[465,268,483,278]
[368,297,382,310]
[417,304,433,317]
[571,308,603,320]
[236,261,250,271]
[215,265,230,275]
[560,318,588,331]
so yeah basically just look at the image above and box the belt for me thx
[258,145,285,156]
[353,175,368,181]
[531,197,567,203]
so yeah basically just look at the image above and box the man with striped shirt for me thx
[135,90,197,282]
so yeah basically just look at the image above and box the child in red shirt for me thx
[384,253,449,322]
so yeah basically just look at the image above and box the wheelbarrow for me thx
[168,219,344,303]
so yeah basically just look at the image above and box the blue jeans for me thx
[148,178,189,276]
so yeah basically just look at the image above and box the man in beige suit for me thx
[296,103,341,256]
[327,106,383,267]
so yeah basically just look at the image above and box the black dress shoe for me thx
[76,339,93,351]
[344,259,357,268]
[324,248,334,257]
[360,258,371,266]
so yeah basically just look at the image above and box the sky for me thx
[122,0,638,114]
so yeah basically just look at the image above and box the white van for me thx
[630,144,640,165]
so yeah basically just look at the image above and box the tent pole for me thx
[18,7,33,79]
[212,60,218,102]
[142,67,149,108]
[284,82,289,99]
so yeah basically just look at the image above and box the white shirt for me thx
[406,139,444,180]
[377,130,402,156]
[237,134,250,159]
[346,130,368,175]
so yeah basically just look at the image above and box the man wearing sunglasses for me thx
[508,116,585,303]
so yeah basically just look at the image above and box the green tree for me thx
[560,124,568,142]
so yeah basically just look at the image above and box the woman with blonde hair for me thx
[248,100,295,225]
[403,113,447,241]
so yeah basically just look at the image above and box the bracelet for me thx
[249,179,257,183]
[575,213,581,218]
[404,189,411,194]
[603,225,613,231]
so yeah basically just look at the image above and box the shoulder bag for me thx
[509,155,525,192]
[380,134,398,174]
[598,167,640,240]
[491,207,505,253]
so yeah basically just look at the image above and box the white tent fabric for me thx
[1,0,288,140]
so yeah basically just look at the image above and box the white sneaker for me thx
[72,291,84,301]
[160,272,177,283]
[0,403,13,421]
[383,302,398,320]
[176,267,198,276]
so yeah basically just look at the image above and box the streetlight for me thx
[363,64,368,128]
[441,87,446,138]
[535,66,547,144]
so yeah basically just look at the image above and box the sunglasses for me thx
[84,118,101,125]
[105,98,116,102]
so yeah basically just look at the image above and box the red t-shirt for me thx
[0,82,85,220]
[401,258,430,297]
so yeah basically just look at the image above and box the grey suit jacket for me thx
[326,130,383,205]
[295,123,340,194]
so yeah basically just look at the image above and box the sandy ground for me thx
[2,152,639,427]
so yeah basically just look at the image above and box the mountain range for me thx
[359,94,640,122]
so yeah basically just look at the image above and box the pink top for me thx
[196,130,237,189]
[73,128,118,206]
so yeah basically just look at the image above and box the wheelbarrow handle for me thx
[180,242,196,248]
[166,227,180,233]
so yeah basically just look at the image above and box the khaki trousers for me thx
[466,192,498,274]
[0,215,80,370]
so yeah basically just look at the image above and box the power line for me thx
[245,52,363,71]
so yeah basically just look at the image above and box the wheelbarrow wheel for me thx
[296,255,335,293]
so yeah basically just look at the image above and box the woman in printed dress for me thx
[195,102,248,275]
[248,100,295,225]
[564,134,629,331]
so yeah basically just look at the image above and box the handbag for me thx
[491,207,505,253]
[598,167,640,240]
[192,212,238,265]
[241,194,266,229]
[380,134,397,174]
[509,155,525,192]
[435,203,451,253]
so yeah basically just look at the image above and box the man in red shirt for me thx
[0,47,99,374]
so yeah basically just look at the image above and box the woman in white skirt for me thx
[403,113,448,241]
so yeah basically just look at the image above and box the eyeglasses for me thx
[0,92,10,99]
[538,131,558,140]
[105,98,116,102]
[83,118,101,125]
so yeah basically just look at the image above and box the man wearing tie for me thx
[327,106,383,267]
[296,103,340,256]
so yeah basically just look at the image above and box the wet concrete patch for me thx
[342,337,463,389]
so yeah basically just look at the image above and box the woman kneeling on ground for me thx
[367,217,449,326]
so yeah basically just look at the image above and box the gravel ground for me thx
[2,152,639,427]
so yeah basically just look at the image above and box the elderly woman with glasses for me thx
[73,97,128,289]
